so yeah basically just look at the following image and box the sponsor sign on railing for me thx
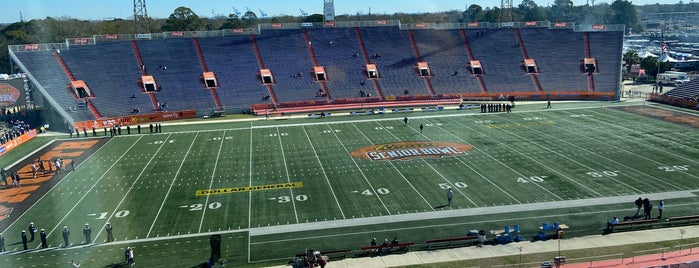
[72,109,197,130]
[0,129,37,156]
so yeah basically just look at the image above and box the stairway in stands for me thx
[131,41,161,111]
[249,34,279,107]
[193,38,223,110]
[407,30,436,96]
[460,29,487,92]
[354,28,384,100]
[53,51,103,119]
[301,30,332,102]
[514,29,543,92]
[584,32,596,92]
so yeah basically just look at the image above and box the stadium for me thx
[1,0,699,267]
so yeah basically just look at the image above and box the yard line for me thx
[440,120,565,200]
[369,121,454,208]
[554,110,699,186]
[87,134,170,241]
[247,122,253,264]
[18,137,129,237]
[420,121,522,206]
[275,127,299,224]
[301,126,345,219]
[198,130,227,232]
[436,121,563,201]
[585,108,699,159]
[326,124,391,215]
[495,115,646,193]
[455,119,603,197]
[145,133,198,238]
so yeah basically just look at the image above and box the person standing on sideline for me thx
[28,222,37,242]
[21,230,28,250]
[105,223,114,242]
[657,200,664,219]
[31,163,37,178]
[62,226,70,247]
[546,100,551,109]
[1,167,7,186]
[643,198,652,220]
[419,124,424,133]
[128,247,135,266]
[39,229,48,248]
[83,224,91,244]
[0,232,5,252]
[403,117,408,125]
[447,187,453,206]
[124,246,130,263]
[634,197,643,216]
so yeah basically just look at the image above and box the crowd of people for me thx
[607,197,664,231]
[1,119,32,145]
[480,102,513,113]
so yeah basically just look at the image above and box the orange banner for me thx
[73,110,197,130]
[0,129,37,156]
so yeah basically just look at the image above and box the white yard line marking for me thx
[145,133,198,238]
[367,121,440,209]
[301,126,345,219]
[275,127,299,224]
[44,137,143,238]
[423,119,521,204]
[198,130,226,232]
[327,124,391,215]
[247,122,253,264]
[456,118,603,197]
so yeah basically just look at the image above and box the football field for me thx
[2,102,699,267]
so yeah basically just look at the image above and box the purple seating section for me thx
[13,27,623,119]
[518,28,589,91]
[666,78,699,99]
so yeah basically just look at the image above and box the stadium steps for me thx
[249,34,279,106]
[52,51,102,118]
[517,28,589,92]
[459,29,488,92]
[584,32,597,92]
[354,27,384,99]
[193,38,223,110]
[514,28,543,92]
[301,30,332,102]
[131,41,161,111]
[407,30,436,96]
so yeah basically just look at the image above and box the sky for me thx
[0,0,686,23]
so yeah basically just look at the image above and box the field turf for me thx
[1,102,698,267]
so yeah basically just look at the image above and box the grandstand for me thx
[8,20,624,131]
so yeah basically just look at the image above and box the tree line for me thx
[1,1,698,74]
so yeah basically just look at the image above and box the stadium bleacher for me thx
[12,23,625,123]
[466,28,538,92]
[410,29,482,95]
[518,28,589,92]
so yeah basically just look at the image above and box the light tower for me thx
[133,0,150,33]
[499,0,513,23]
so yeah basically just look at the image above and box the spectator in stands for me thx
[451,70,458,76]
[607,216,619,231]
[657,200,664,219]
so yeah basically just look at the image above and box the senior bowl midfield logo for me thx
[350,141,473,161]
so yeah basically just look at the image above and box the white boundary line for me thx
[44,136,142,238]
[247,122,253,264]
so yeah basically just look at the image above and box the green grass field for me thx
[1,102,699,267]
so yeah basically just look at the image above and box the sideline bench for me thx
[294,249,352,259]
[360,242,414,254]
[667,215,699,225]
[424,235,477,249]
[610,218,658,231]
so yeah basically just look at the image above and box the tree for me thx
[517,0,547,21]
[241,11,258,27]
[609,0,643,32]
[640,56,673,78]
[161,6,204,31]
[623,50,640,74]
[219,13,246,29]
[303,14,324,23]
[463,4,483,22]
[549,0,578,22]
